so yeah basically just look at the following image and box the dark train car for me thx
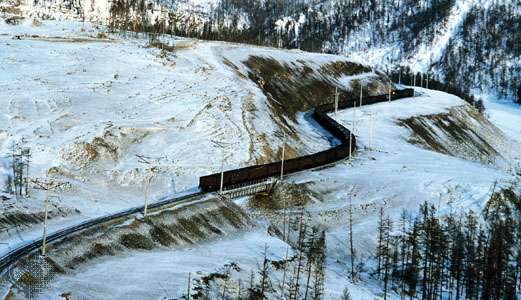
[199,89,413,192]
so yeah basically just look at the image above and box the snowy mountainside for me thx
[32,88,521,299]
[18,0,516,102]
[0,18,386,254]
[204,0,520,101]
[2,6,521,299]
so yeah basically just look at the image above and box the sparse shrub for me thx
[341,287,352,300]
[119,232,155,250]
[5,16,23,25]
[475,99,485,114]
[96,32,108,39]
[31,19,42,27]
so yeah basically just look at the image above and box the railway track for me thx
[0,88,414,283]
[0,191,204,276]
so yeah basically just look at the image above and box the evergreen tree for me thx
[376,207,385,278]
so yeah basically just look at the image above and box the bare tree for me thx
[376,207,385,277]
[341,287,352,300]
[382,217,393,300]
[258,243,271,297]
[348,197,356,282]
[289,208,308,300]
[304,227,318,300]
[313,230,327,300]
[9,140,31,197]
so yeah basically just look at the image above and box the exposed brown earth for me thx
[398,105,511,165]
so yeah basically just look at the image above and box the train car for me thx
[199,89,413,192]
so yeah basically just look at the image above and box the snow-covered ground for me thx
[0,17,385,263]
[2,11,521,300]
[30,88,521,299]
[39,230,289,299]
[301,88,517,238]
[483,96,521,148]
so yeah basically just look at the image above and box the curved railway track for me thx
[0,88,414,280]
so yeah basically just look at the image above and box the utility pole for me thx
[369,112,375,150]
[353,100,357,135]
[280,138,289,271]
[220,148,225,193]
[143,173,152,218]
[349,133,353,161]
[334,87,339,114]
[349,101,357,161]
[41,193,49,256]
[211,140,235,194]
[359,84,363,107]
[135,155,165,218]
[280,131,286,181]
[187,272,191,300]
[32,181,64,256]
[142,167,160,219]
[398,70,401,85]
[389,80,392,102]
[420,73,423,88]
[413,73,416,97]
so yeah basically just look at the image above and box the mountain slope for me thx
[0,17,391,264]
[4,0,518,100]
[24,0,514,102]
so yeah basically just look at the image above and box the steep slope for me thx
[398,105,515,167]
[1,4,520,299]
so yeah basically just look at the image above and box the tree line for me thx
[99,0,520,102]
[188,186,521,299]
[374,187,521,300]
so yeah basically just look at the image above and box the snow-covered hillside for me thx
[2,5,521,300]
[4,0,519,100]
[0,17,388,262]
[31,88,521,300]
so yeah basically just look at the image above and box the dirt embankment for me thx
[243,56,385,121]
[398,105,517,167]
[240,56,390,163]
[4,196,252,299]
[249,181,318,210]
[61,125,154,170]
[51,197,251,268]
[248,181,324,242]
[0,196,78,235]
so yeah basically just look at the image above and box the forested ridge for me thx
[101,0,521,102]
[23,0,520,99]
[203,0,520,101]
